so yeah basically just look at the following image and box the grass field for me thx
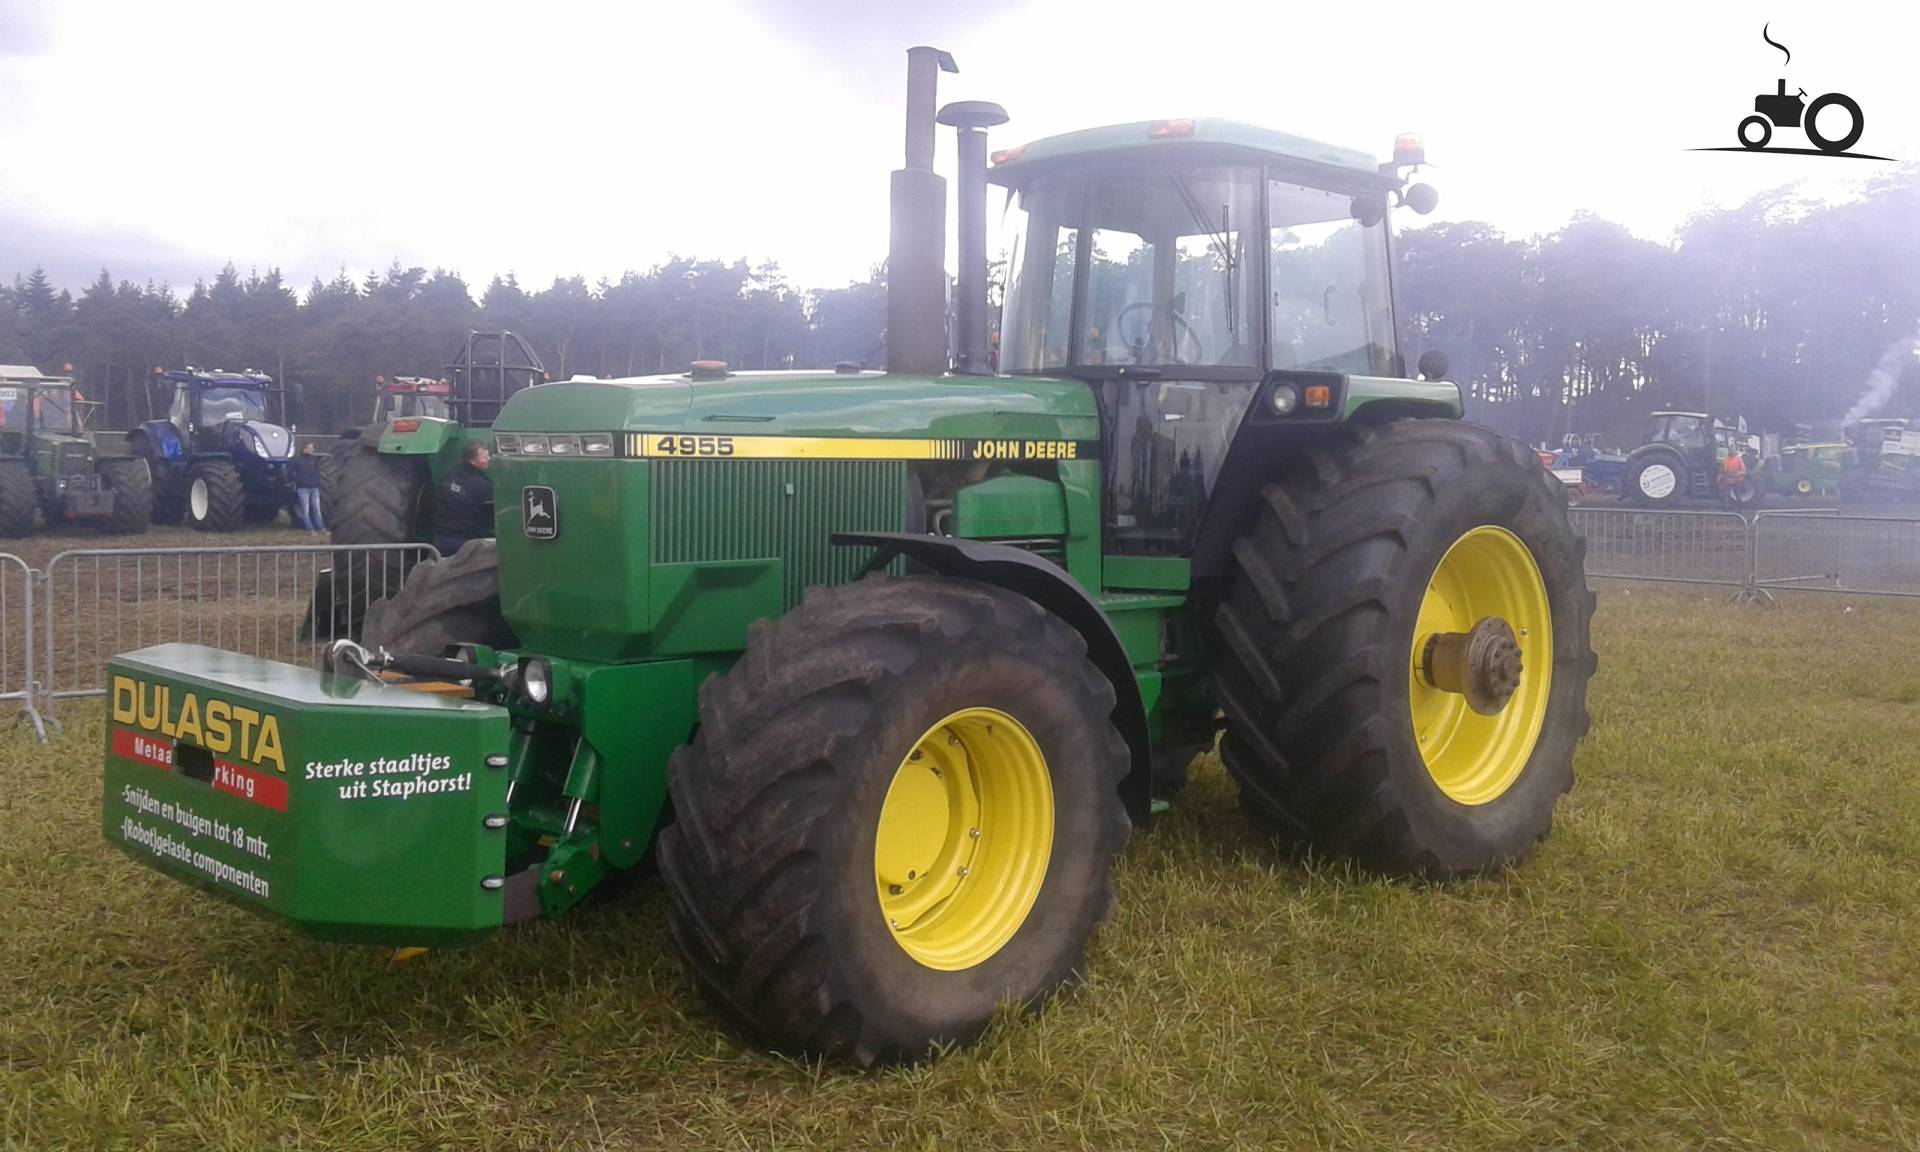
[3,587,1918,1150]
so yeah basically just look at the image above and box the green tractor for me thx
[102,49,1594,1065]
[0,364,151,536]
[320,332,547,629]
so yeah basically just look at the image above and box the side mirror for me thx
[1350,195,1386,228]
[1402,183,1440,215]
[1417,350,1450,381]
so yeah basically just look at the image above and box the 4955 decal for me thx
[625,433,1098,461]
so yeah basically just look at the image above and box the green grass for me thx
[4,587,1919,1150]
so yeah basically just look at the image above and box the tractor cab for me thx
[0,365,150,536]
[991,121,1437,555]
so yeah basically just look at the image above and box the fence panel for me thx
[1752,511,1920,598]
[0,553,45,738]
[1568,507,1752,586]
[41,542,438,704]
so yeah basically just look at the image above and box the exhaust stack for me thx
[886,46,958,376]
[938,100,1009,376]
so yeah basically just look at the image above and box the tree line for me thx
[2,166,1916,446]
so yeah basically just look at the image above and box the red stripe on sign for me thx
[213,759,288,813]
[112,727,174,769]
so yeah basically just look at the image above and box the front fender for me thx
[833,531,1155,825]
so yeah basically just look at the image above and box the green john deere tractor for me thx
[0,364,151,536]
[102,48,1594,1065]
[320,333,547,631]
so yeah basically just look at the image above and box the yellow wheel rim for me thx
[874,708,1053,971]
[1409,526,1553,805]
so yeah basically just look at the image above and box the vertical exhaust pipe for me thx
[938,100,1009,376]
[887,46,958,376]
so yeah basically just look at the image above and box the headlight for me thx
[581,433,613,455]
[494,434,520,454]
[518,657,552,705]
[548,435,579,456]
[521,436,548,455]
[1270,384,1299,416]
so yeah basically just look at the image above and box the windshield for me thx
[999,166,1263,372]
[0,385,81,433]
[1270,181,1396,374]
[199,386,267,424]
[396,393,451,420]
[1651,415,1703,445]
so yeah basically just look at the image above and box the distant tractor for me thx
[1842,419,1920,503]
[0,365,151,536]
[1758,441,1846,500]
[321,332,546,630]
[1622,411,1757,506]
[129,368,301,531]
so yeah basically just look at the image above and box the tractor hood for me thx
[228,420,294,460]
[491,369,1099,443]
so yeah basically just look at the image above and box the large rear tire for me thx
[185,459,245,531]
[1625,451,1686,507]
[0,461,36,537]
[361,539,516,655]
[1212,421,1595,877]
[96,458,152,534]
[657,577,1131,1065]
[327,439,430,634]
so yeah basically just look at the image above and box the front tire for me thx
[96,458,152,534]
[1212,421,1595,877]
[361,539,516,654]
[657,577,1131,1065]
[185,460,245,531]
[0,461,36,537]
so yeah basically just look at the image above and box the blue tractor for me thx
[128,368,301,531]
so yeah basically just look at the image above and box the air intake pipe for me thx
[886,46,958,376]
[938,100,1008,376]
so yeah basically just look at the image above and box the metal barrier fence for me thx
[1568,507,1752,586]
[1752,511,1920,598]
[40,542,437,709]
[0,554,46,739]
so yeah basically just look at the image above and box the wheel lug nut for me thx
[969,827,981,839]
[956,866,969,878]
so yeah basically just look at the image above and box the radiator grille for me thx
[650,459,909,608]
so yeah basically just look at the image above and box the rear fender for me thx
[832,531,1155,825]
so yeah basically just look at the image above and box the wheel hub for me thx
[1421,617,1524,716]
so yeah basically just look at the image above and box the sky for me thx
[1,0,1915,298]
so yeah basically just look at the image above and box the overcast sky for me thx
[1,0,1914,298]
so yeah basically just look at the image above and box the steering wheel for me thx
[1114,302,1204,365]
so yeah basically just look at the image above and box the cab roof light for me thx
[1148,119,1195,139]
[1393,133,1426,167]
[989,145,1025,165]
[391,418,421,433]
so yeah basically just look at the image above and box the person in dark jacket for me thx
[291,442,326,534]
[434,440,493,556]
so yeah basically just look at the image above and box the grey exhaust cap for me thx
[938,100,1009,376]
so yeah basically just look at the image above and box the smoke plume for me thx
[1762,23,1791,66]
[1842,327,1920,425]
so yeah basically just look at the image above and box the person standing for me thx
[434,440,493,556]
[292,442,327,534]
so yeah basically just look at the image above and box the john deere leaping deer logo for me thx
[1692,24,1890,160]
[522,485,558,540]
